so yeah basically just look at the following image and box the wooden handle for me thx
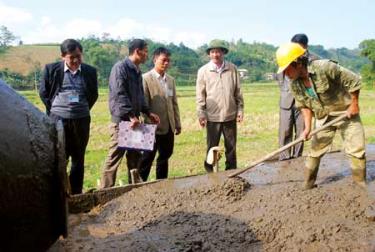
[228,114,347,178]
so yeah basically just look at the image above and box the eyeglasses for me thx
[64,53,82,61]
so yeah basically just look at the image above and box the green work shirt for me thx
[290,59,361,119]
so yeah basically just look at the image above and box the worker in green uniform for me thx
[275,42,366,189]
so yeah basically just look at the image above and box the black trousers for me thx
[138,128,174,181]
[50,114,90,194]
[205,120,237,172]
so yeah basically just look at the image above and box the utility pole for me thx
[34,70,38,93]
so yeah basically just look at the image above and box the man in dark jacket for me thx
[100,39,160,188]
[39,39,98,194]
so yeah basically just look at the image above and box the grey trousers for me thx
[100,122,141,188]
[279,106,304,160]
[205,120,237,172]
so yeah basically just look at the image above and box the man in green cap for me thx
[196,39,244,172]
[276,42,366,190]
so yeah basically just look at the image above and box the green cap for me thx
[206,39,229,54]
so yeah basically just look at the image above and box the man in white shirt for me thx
[138,47,181,181]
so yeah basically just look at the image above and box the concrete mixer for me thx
[0,80,68,251]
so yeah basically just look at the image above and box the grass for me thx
[19,83,375,190]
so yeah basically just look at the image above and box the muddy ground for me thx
[51,146,375,251]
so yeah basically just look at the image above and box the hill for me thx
[309,45,369,73]
[0,39,370,88]
[0,45,60,75]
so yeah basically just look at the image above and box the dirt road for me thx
[51,146,375,251]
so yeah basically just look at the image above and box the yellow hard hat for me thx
[276,42,306,73]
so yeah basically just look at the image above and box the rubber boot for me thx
[303,157,320,190]
[350,157,367,188]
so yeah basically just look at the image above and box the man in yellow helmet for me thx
[277,34,315,161]
[275,42,366,190]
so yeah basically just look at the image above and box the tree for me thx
[79,36,123,84]
[360,39,375,62]
[0,26,16,50]
[359,39,375,87]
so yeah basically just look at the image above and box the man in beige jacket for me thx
[138,47,181,181]
[196,40,244,172]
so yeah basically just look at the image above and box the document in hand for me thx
[118,121,157,151]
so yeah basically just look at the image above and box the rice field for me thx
[20,83,375,190]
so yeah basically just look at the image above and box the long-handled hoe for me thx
[228,114,347,178]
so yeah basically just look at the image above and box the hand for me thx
[149,113,160,124]
[129,116,140,129]
[175,128,181,135]
[346,103,359,119]
[302,128,311,141]
[199,117,207,128]
[237,113,243,123]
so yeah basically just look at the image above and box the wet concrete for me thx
[51,145,375,251]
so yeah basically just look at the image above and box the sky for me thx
[0,0,374,49]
